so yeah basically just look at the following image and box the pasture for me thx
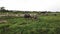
[0,12,60,34]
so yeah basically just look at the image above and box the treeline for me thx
[0,7,60,13]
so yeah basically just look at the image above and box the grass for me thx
[0,13,60,34]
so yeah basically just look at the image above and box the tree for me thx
[0,7,6,12]
[0,7,5,10]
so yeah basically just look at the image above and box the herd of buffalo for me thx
[23,12,57,19]
[0,12,57,20]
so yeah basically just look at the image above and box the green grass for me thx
[0,14,60,34]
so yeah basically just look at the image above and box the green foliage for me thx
[0,12,60,34]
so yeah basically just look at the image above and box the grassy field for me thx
[0,12,60,34]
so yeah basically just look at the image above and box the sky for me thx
[0,0,60,11]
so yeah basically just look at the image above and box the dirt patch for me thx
[0,20,7,23]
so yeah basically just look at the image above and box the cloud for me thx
[0,0,60,11]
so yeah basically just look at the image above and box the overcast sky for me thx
[0,0,60,11]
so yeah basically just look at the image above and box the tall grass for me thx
[0,15,60,34]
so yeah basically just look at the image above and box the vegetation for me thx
[0,13,60,34]
[0,7,60,34]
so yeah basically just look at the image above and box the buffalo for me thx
[24,13,38,19]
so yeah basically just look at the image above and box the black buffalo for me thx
[24,13,38,19]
